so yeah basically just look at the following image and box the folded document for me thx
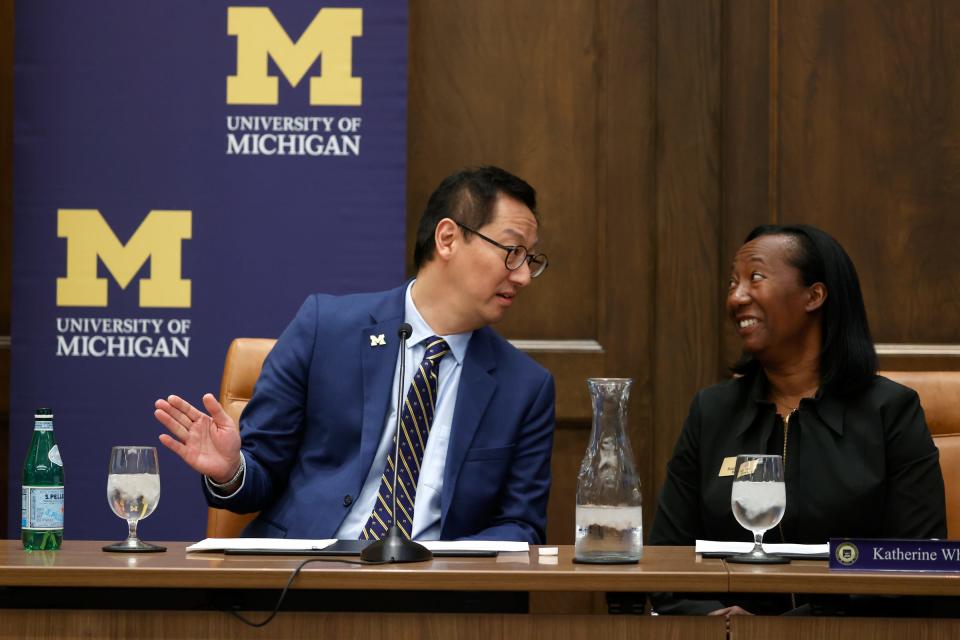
[186,537,528,554]
[696,539,828,558]
[187,538,337,552]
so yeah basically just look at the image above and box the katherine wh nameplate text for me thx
[830,538,960,572]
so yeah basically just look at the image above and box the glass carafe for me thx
[574,378,643,563]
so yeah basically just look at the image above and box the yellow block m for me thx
[57,210,192,308]
[227,7,363,106]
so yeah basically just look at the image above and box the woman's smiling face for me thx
[727,234,825,364]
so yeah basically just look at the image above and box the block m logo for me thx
[57,210,192,308]
[227,7,363,106]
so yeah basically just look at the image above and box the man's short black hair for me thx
[732,224,878,395]
[413,166,537,269]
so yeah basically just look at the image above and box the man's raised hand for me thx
[155,393,242,483]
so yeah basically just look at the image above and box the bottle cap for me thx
[34,408,53,418]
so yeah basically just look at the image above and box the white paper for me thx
[186,538,337,552]
[422,540,528,553]
[695,539,828,556]
[185,537,528,554]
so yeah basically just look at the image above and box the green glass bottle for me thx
[21,408,65,550]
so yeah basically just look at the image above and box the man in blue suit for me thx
[154,166,555,543]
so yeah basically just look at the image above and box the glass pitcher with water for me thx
[574,378,643,563]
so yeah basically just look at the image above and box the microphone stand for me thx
[361,323,433,564]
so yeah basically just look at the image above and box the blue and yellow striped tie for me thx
[361,336,450,540]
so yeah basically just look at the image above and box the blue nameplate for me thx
[830,538,960,572]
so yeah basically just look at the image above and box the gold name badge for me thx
[736,459,759,478]
[719,457,737,477]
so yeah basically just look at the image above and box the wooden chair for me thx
[205,338,276,538]
[881,371,960,538]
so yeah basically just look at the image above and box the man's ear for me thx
[806,282,827,312]
[434,218,459,261]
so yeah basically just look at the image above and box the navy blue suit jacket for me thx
[206,284,556,543]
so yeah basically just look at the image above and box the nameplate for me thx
[829,538,960,572]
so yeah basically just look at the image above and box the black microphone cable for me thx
[228,556,366,628]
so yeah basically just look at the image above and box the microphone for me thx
[361,322,433,563]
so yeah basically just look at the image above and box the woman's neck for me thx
[763,359,821,415]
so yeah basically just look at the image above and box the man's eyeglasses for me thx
[456,222,549,278]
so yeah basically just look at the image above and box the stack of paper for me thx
[696,539,828,557]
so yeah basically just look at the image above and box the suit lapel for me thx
[357,287,406,484]
[441,328,497,527]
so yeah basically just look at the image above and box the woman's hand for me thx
[708,605,753,617]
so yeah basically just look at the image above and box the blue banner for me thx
[10,1,407,540]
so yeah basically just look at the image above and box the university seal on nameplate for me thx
[834,541,859,566]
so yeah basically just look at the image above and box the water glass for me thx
[103,446,166,553]
[728,453,788,564]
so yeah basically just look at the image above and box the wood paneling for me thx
[730,616,960,640]
[545,422,590,544]
[600,0,657,538]
[777,1,960,344]
[0,610,727,640]
[652,0,722,501]
[724,556,960,596]
[4,610,960,640]
[407,0,602,340]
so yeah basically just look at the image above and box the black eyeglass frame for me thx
[455,222,549,277]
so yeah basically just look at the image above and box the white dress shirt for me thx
[334,280,472,540]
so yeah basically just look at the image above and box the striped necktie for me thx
[361,336,450,540]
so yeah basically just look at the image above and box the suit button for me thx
[343,495,353,507]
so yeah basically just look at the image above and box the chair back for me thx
[206,338,276,538]
[881,371,960,538]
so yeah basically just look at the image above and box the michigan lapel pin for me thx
[369,334,386,347]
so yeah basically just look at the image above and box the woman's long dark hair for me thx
[731,224,877,395]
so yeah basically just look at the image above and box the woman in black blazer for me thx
[650,224,946,616]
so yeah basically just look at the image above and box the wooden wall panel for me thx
[0,609,726,640]
[777,1,960,346]
[600,0,657,531]
[723,0,960,380]
[544,421,590,545]
[407,0,602,341]
[652,0,722,499]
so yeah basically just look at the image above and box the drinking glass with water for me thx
[103,446,166,553]
[727,453,788,564]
